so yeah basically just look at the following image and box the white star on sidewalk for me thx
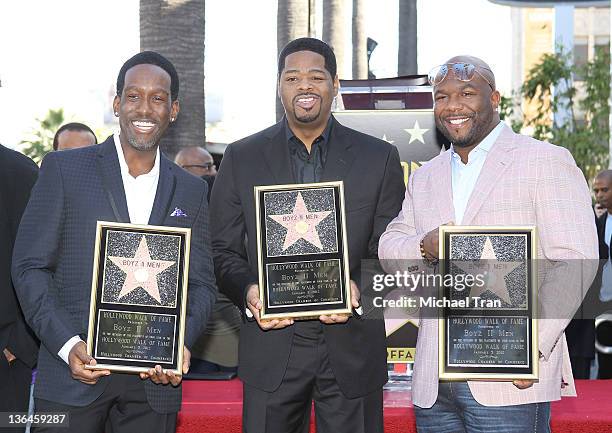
[404,120,429,144]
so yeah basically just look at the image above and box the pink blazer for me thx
[379,125,598,408]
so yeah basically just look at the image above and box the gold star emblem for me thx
[455,237,523,305]
[404,120,429,144]
[269,192,332,251]
[108,236,175,304]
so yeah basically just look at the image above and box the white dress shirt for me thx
[451,121,504,224]
[58,134,160,364]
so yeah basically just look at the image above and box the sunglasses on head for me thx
[428,62,495,90]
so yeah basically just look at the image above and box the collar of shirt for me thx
[450,121,504,224]
[113,133,160,224]
[284,116,333,163]
[450,121,504,165]
[113,132,160,181]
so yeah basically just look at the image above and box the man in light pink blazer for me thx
[379,55,598,433]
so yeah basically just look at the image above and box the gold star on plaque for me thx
[108,236,175,303]
[269,192,331,251]
[455,237,522,304]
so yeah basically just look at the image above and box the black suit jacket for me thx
[12,137,217,413]
[0,144,39,376]
[210,117,405,398]
[596,212,609,260]
[566,212,610,358]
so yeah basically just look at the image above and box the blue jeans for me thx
[414,382,551,433]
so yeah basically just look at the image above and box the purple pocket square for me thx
[170,207,188,217]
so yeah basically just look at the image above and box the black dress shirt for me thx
[285,117,332,184]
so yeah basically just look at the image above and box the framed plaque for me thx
[86,221,190,374]
[438,226,538,381]
[255,182,352,320]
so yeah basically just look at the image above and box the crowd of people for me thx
[0,37,608,433]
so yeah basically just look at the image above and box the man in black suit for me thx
[210,38,405,433]
[0,144,38,430]
[12,52,216,433]
[591,169,612,378]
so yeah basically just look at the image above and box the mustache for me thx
[292,93,320,103]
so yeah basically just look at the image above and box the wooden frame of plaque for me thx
[86,221,190,374]
[438,226,539,381]
[255,181,352,320]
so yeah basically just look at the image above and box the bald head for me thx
[596,170,612,183]
[443,55,496,90]
[594,170,612,213]
[431,54,501,152]
[174,147,217,177]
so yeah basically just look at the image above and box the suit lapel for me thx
[148,155,176,226]
[461,126,516,226]
[321,118,355,182]
[600,213,610,260]
[432,151,455,224]
[96,137,130,223]
[262,121,294,184]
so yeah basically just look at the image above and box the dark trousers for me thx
[243,322,383,433]
[0,359,33,433]
[598,352,612,379]
[570,356,592,379]
[32,374,176,433]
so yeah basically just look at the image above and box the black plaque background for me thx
[89,225,187,371]
[257,184,349,317]
[440,229,535,378]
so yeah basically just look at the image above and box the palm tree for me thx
[398,0,417,76]
[140,0,205,157]
[352,0,367,79]
[323,0,346,78]
[276,0,309,121]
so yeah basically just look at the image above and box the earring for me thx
[171,118,175,122]
[114,112,119,116]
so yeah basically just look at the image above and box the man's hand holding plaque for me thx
[254,182,353,320]
[139,346,192,386]
[248,280,361,327]
[69,341,111,385]
[319,280,360,324]
[246,284,295,330]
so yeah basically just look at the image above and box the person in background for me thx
[174,146,240,375]
[591,170,612,378]
[0,144,39,433]
[53,122,97,151]
[174,146,216,177]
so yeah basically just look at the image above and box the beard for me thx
[436,109,496,148]
[127,134,160,151]
[120,118,164,151]
[294,107,321,123]
[290,93,323,124]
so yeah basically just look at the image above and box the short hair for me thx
[116,51,179,101]
[53,122,97,151]
[278,38,337,78]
